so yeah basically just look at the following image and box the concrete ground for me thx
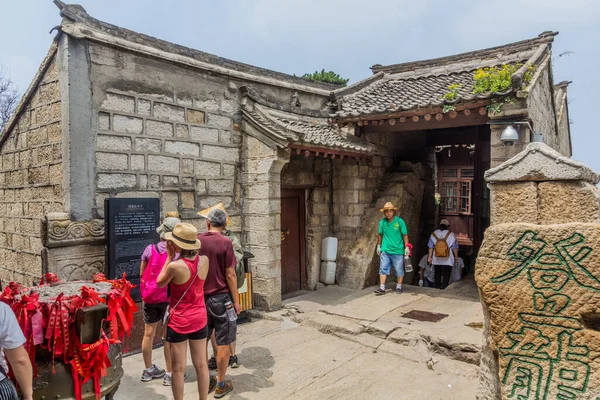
[116,278,483,399]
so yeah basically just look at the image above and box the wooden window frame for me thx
[440,166,474,216]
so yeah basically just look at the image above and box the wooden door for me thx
[280,188,306,294]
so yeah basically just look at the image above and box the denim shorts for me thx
[379,253,405,277]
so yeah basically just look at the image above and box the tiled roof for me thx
[241,91,375,155]
[331,32,558,120]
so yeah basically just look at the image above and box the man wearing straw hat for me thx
[197,206,239,397]
[375,202,411,295]
[197,203,243,370]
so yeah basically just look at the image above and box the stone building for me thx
[0,2,573,310]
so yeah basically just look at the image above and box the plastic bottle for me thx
[404,256,413,273]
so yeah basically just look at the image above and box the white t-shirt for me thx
[449,257,466,284]
[428,229,458,266]
[0,302,26,379]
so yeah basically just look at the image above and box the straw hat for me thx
[164,223,201,250]
[379,202,398,212]
[156,217,181,240]
[197,202,232,227]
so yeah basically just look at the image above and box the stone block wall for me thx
[281,155,332,290]
[526,64,566,154]
[0,50,64,285]
[93,89,241,218]
[333,131,392,252]
[242,135,288,310]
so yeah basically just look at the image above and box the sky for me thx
[0,0,599,170]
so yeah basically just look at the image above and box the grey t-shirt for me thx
[0,302,26,379]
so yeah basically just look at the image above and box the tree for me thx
[301,69,349,86]
[0,67,19,133]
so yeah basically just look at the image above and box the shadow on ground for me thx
[229,346,275,399]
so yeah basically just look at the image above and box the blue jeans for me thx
[379,253,405,277]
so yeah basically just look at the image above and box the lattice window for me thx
[439,166,474,215]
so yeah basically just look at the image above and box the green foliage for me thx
[486,97,517,115]
[441,84,462,113]
[472,63,535,114]
[472,63,535,95]
[301,69,349,85]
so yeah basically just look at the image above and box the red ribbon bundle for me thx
[2,274,137,400]
[8,292,41,379]
[106,274,137,339]
[44,294,73,372]
[69,332,118,400]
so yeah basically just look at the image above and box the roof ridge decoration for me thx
[485,142,599,184]
[53,1,339,95]
[371,31,558,75]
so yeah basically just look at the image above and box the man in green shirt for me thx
[375,202,410,295]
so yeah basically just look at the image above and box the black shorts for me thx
[206,293,237,346]
[165,325,209,343]
[143,302,169,324]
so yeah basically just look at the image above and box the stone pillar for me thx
[241,135,289,310]
[43,213,105,280]
[475,142,600,399]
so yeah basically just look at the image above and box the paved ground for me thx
[116,278,483,399]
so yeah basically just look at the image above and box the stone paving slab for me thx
[116,319,477,400]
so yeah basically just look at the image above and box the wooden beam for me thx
[334,100,490,124]
[389,119,396,126]
[361,112,489,133]
[435,113,443,121]
[449,110,458,119]
[412,115,419,122]
[424,114,432,121]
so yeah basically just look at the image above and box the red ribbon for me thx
[2,274,136,400]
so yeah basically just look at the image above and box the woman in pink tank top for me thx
[157,223,212,400]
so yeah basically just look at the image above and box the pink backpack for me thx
[140,245,169,304]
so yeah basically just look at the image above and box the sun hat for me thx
[156,217,181,240]
[379,202,398,212]
[164,223,201,250]
[197,202,232,227]
[440,219,450,227]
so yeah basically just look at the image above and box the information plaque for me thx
[105,198,160,302]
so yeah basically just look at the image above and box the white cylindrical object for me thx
[321,237,338,262]
[320,261,336,285]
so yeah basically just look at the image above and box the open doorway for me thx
[428,125,491,274]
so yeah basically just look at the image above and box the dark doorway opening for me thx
[280,188,307,295]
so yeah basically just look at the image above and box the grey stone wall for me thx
[526,65,563,153]
[93,88,240,218]
[0,53,63,285]
[86,41,329,224]
[333,131,392,253]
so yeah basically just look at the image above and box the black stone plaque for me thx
[105,198,160,302]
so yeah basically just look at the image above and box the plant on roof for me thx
[301,69,349,86]
[472,63,535,114]
[441,84,462,113]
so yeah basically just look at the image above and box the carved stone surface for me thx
[476,224,600,400]
[45,212,105,248]
[45,244,105,281]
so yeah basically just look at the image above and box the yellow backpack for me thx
[433,231,451,258]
